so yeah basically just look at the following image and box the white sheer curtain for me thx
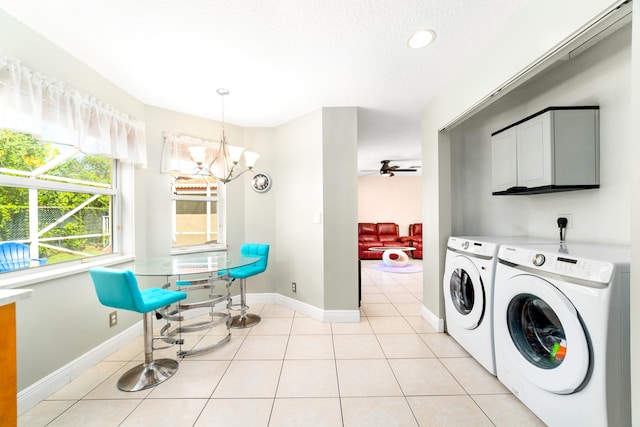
[0,57,147,167]
[161,132,222,175]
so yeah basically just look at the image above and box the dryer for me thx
[493,242,630,427]
[443,236,551,375]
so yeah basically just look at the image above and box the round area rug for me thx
[372,263,422,274]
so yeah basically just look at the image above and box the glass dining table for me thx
[120,251,260,357]
[122,251,259,277]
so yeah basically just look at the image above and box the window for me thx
[162,133,228,252]
[0,129,115,270]
[171,175,225,250]
[0,58,146,274]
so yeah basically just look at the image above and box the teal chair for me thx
[89,267,187,392]
[224,243,269,328]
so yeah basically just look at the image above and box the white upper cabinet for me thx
[491,127,518,193]
[491,107,599,195]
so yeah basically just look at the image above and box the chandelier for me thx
[188,88,259,184]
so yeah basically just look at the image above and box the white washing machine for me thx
[494,242,630,427]
[443,236,552,375]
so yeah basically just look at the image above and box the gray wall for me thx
[275,110,325,304]
[450,24,631,243]
[272,107,359,310]
[0,9,147,390]
[322,107,358,310]
[420,0,630,320]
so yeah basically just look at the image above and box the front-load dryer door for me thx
[444,255,485,329]
[497,274,590,394]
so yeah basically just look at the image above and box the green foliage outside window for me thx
[0,129,114,267]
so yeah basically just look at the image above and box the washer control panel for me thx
[447,237,498,258]
[532,253,546,266]
[499,245,614,284]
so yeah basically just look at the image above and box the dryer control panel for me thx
[498,245,614,285]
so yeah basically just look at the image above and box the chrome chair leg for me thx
[230,278,261,328]
[116,311,179,392]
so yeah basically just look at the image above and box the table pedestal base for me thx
[382,249,410,267]
[231,313,261,328]
[160,274,232,357]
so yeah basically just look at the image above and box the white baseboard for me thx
[17,322,142,415]
[272,294,360,323]
[421,305,445,332]
[242,293,360,323]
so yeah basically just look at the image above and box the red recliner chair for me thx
[376,223,405,249]
[408,223,423,259]
[358,223,383,259]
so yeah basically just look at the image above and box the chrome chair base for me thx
[117,358,179,392]
[230,313,261,329]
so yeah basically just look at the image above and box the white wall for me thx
[450,24,631,244]
[358,175,422,236]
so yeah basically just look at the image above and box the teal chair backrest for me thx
[228,243,269,279]
[89,267,149,313]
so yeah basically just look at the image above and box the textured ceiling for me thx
[0,0,527,173]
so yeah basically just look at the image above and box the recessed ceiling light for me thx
[407,29,436,49]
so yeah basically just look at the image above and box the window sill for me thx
[0,254,134,290]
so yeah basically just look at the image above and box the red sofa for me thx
[401,223,422,259]
[358,222,407,259]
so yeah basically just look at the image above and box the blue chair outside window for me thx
[89,267,187,392]
[0,242,47,272]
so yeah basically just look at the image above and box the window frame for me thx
[0,157,135,288]
[170,178,227,254]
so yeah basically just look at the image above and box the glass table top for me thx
[121,251,259,277]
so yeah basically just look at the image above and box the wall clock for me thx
[251,173,272,193]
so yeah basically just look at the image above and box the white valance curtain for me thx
[161,132,221,175]
[0,57,147,167]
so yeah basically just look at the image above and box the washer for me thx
[443,236,552,375]
[494,242,630,427]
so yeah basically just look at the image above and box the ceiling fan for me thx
[378,160,419,177]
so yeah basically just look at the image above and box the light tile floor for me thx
[19,260,545,427]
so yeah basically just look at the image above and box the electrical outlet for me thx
[292,282,297,293]
[109,310,117,327]
[558,213,573,228]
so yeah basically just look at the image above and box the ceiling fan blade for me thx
[375,159,421,176]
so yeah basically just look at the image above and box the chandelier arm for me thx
[229,167,255,179]
[184,88,259,185]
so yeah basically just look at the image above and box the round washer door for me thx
[443,255,485,329]
[498,274,590,394]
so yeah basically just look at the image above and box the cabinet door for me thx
[517,111,552,188]
[491,127,517,193]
